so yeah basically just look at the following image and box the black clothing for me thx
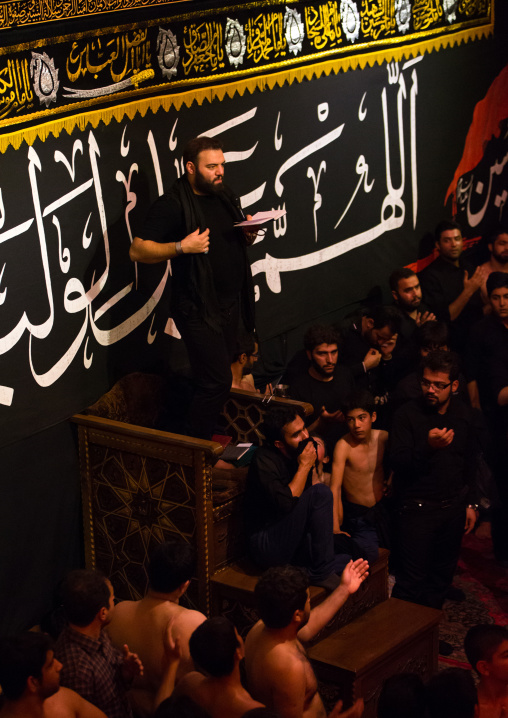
[391,370,469,412]
[245,446,352,581]
[418,256,483,352]
[390,396,479,608]
[390,397,477,503]
[138,177,255,439]
[465,314,508,411]
[394,302,432,342]
[289,366,355,453]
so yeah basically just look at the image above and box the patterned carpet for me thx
[438,532,508,669]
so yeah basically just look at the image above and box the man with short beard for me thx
[0,632,107,718]
[130,136,257,439]
[389,351,479,624]
[245,406,366,590]
[478,227,508,305]
[289,325,355,454]
[389,267,436,341]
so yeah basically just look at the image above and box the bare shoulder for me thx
[173,607,206,633]
[333,436,352,457]
[44,687,107,718]
[376,430,389,445]
[176,671,206,695]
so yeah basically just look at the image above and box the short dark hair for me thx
[262,405,305,446]
[0,632,52,700]
[60,570,110,627]
[435,219,462,244]
[422,350,460,383]
[389,268,416,293]
[426,668,477,718]
[232,332,257,363]
[464,624,508,674]
[414,321,449,351]
[255,565,309,629]
[488,225,508,246]
[183,136,223,167]
[343,390,376,417]
[377,673,426,718]
[486,271,508,297]
[303,325,341,353]
[364,305,401,334]
[189,617,239,677]
[147,539,196,593]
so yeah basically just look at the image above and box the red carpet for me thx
[439,533,508,669]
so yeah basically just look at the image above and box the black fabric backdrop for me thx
[0,38,506,449]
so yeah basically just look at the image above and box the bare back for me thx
[107,597,205,716]
[177,671,264,718]
[245,621,326,718]
[43,687,107,718]
[341,430,387,507]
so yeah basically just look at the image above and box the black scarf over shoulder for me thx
[167,176,255,333]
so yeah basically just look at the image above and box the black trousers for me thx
[173,300,239,440]
[392,498,466,609]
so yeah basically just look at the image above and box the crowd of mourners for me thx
[1,219,508,718]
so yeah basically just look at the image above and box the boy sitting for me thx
[330,390,391,563]
[464,624,508,718]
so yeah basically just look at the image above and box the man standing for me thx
[245,563,366,718]
[130,136,256,439]
[289,325,355,453]
[478,227,508,305]
[390,351,478,618]
[107,539,206,717]
[418,219,487,351]
[0,632,107,718]
[55,570,143,718]
[245,406,364,589]
[389,268,436,341]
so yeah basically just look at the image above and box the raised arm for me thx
[297,558,368,643]
[330,439,348,533]
[448,267,487,321]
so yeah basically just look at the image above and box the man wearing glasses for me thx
[389,351,479,629]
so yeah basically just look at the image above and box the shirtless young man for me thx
[465,624,508,718]
[107,539,206,717]
[0,632,106,718]
[478,228,508,306]
[330,390,389,564]
[245,562,368,718]
[164,617,265,718]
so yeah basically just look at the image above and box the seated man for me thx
[107,539,206,717]
[231,333,259,392]
[0,631,106,718]
[54,569,143,718]
[245,406,367,589]
[245,563,366,718]
[289,324,355,454]
[465,624,508,718]
[162,617,265,718]
[389,267,436,341]
[330,390,388,561]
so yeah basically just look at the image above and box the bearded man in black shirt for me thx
[390,350,479,614]
[130,137,256,439]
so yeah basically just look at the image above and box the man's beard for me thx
[194,170,224,196]
[492,249,508,265]
[401,297,421,311]
[311,358,335,378]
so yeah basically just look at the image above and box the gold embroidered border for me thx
[0,22,493,154]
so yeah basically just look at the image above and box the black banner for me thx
[0,0,493,130]
[0,38,506,448]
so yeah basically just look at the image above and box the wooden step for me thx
[210,548,389,638]
[308,597,441,718]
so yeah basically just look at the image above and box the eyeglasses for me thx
[420,379,451,391]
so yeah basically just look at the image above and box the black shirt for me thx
[390,397,478,503]
[245,445,309,533]
[465,314,508,411]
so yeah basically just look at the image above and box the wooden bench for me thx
[71,372,312,615]
[210,548,390,639]
[308,598,441,718]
